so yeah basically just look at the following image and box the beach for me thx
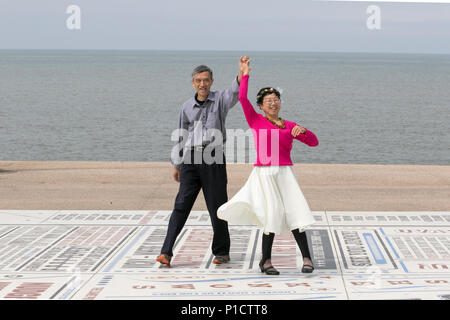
[1,161,449,211]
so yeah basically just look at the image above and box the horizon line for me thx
[1,48,450,55]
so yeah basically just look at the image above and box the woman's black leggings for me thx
[261,229,311,263]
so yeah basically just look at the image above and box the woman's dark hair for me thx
[256,87,281,105]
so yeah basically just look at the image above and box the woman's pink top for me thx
[239,74,318,166]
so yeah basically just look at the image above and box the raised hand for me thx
[239,56,251,75]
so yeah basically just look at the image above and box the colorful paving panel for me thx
[0,210,449,300]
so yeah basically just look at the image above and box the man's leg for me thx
[199,161,230,257]
[160,164,201,257]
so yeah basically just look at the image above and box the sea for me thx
[0,50,449,165]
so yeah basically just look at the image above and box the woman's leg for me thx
[261,232,275,267]
[291,229,311,259]
[259,232,280,275]
[292,229,314,272]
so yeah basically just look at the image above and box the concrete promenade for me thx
[0,161,449,211]
[1,161,450,300]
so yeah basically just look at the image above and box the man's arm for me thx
[218,56,249,115]
[170,106,189,182]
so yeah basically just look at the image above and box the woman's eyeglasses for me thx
[263,98,280,105]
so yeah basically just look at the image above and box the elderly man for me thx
[157,57,249,267]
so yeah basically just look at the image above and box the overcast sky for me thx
[1,0,449,53]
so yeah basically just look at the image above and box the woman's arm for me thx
[292,124,319,147]
[239,58,259,125]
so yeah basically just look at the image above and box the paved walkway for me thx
[0,210,450,300]
[0,162,449,300]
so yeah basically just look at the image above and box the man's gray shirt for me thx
[171,77,240,168]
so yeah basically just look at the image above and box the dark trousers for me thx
[261,229,311,262]
[160,152,230,257]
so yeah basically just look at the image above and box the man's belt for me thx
[186,145,223,152]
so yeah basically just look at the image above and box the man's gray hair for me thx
[192,65,213,79]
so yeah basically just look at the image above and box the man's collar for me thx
[193,91,216,107]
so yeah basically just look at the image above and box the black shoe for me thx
[301,263,314,273]
[259,259,280,275]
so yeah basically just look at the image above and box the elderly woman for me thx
[218,58,318,275]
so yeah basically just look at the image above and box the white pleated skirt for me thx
[217,166,316,235]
